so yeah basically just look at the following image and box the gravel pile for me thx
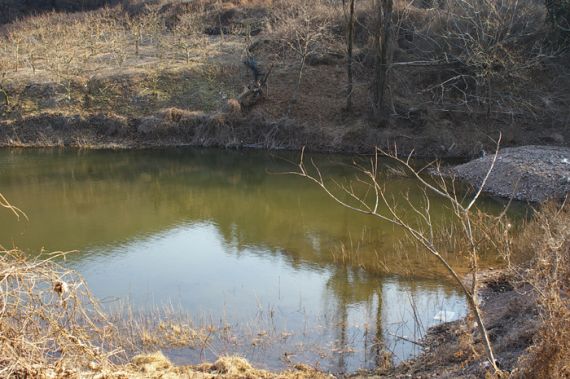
[451,146,570,203]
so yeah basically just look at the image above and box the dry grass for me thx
[0,248,123,377]
[511,201,570,378]
[0,2,244,120]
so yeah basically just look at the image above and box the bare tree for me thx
[290,137,508,373]
[280,3,332,115]
[393,0,547,118]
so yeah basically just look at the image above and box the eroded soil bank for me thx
[2,106,565,159]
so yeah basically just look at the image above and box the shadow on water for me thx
[0,148,528,373]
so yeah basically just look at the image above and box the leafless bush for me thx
[290,139,514,374]
[393,0,549,116]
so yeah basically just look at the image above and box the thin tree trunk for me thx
[486,76,492,118]
[372,2,382,108]
[346,0,355,112]
[373,0,394,113]
[288,56,306,116]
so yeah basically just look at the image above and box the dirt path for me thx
[450,145,570,203]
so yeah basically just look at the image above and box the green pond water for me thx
[0,148,526,374]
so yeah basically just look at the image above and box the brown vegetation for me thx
[0,0,567,156]
[510,202,570,378]
[0,248,122,377]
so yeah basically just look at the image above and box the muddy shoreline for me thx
[349,271,539,379]
[2,112,568,204]
[0,111,477,158]
[1,110,568,158]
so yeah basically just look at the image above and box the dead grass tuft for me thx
[132,351,172,372]
[210,356,254,375]
[194,355,333,378]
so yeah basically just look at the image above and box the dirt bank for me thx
[0,0,568,158]
[450,146,570,202]
[350,271,540,379]
[1,109,568,159]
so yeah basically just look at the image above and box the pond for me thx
[0,148,524,374]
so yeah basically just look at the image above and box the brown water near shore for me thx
[0,147,529,373]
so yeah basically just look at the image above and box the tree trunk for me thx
[373,0,394,114]
[288,56,306,116]
[346,0,355,112]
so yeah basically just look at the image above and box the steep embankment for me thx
[0,0,568,157]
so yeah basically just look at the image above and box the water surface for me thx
[0,148,521,373]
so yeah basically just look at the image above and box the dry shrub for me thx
[512,201,570,378]
[393,0,549,114]
[0,249,122,377]
[268,0,341,57]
